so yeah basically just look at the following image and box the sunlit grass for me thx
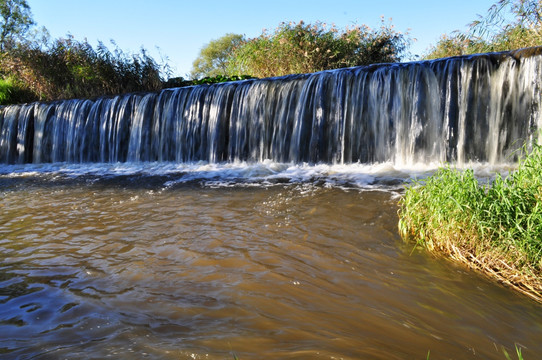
[0,76,28,105]
[399,144,542,302]
[503,344,524,360]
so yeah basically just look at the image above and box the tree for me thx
[190,33,245,79]
[0,0,34,51]
[228,19,410,78]
[425,0,542,59]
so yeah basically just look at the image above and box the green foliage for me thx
[189,74,254,85]
[228,19,410,78]
[425,0,542,59]
[164,74,254,88]
[0,76,13,104]
[0,36,167,101]
[398,144,542,301]
[190,33,245,79]
[0,0,34,51]
[0,75,32,104]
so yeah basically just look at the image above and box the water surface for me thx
[0,165,541,359]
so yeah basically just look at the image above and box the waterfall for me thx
[0,48,540,166]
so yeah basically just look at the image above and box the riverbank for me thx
[398,144,542,303]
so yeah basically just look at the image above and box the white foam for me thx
[0,160,517,190]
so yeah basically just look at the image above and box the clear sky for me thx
[26,0,498,78]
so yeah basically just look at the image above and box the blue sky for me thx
[26,0,498,78]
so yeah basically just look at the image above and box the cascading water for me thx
[3,48,542,360]
[0,48,540,167]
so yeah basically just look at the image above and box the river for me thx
[1,163,541,359]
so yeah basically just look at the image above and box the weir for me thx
[0,48,540,166]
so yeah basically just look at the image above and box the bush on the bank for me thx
[228,19,410,78]
[398,144,542,301]
[425,0,542,59]
[0,36,166,102]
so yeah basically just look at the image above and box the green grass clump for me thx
[503,344,524,360]
[0,76,33,105]
[0,77,15,104]
[398,144,542,302]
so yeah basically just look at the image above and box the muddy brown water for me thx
[1,180,541,359]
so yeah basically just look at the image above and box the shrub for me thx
[425,0,542,59]
[0,36,167,102]
[229,19,410,78]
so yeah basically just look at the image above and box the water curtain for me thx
[1,48,540,165]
